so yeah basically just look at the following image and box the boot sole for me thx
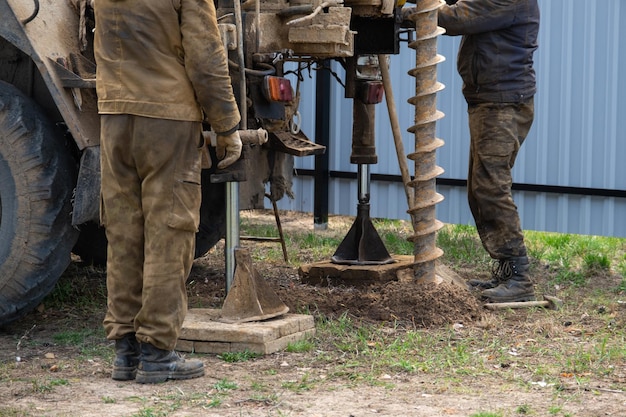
[468,282,498,290]
[112,366,137,381]
[135,368,205,384]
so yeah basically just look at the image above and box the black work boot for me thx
[480,257,536,303]
[135,343,204,384]
[112,333,140,381]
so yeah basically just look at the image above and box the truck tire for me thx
[0,81,79,327]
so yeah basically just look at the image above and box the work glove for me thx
[216,130,242,169]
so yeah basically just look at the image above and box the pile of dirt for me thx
[189,252,484,330]
[276,278,484,327]
[184,209,488,328]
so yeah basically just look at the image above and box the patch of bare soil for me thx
[216,210,483,327]
[189,255,484,329]
[1,210,625,417]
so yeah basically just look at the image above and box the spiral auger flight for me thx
[405,0,446,282]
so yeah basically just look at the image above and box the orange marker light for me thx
[263,76,294,102]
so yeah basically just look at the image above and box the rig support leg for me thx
[332,163,394,265]
[332,83,393,266]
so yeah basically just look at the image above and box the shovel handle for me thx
[484,300,549,310]
[484,295,563,311]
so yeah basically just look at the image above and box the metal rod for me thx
[358,164,369,203]
[225,0,248,292]
[225,182,240,293]
[268,194,289,263]
[378,54,414,208]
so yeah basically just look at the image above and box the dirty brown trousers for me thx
[101,114,202,351]
[467,97,534,260]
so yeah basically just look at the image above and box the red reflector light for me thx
[362,81,384,104]
[263,76,293,102]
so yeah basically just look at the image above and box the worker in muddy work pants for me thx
[465,100,536,302]
[94,0,241,383]
[407,0,540,302]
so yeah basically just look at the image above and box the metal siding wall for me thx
[278,0,626,237]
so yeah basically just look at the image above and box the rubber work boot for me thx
[480,257,536,303]
[467,259,512,289]
[112,333,140,381]
[135,343,204,384]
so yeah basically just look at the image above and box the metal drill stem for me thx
[225,182,240,293]
[405,0,446,282]
[358,164,369,203]
[225,0,248,292]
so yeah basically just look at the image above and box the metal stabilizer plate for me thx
[269,131,326,156]
[331,204,394,266]
[218,248,289,324]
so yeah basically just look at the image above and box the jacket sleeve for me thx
[438,0,520,36]
[179,0,241,133]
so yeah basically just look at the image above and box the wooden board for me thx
[176,309,316,355]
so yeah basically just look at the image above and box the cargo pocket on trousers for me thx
[167,179,202,232]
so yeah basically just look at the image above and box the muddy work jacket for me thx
[438,0,539,104]
[94,0,240,134]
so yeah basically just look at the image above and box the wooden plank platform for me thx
[299,255,468,288]
[298,255,415,286]
[176,309,315,355]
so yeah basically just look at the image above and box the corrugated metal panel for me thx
[278,0,626,237]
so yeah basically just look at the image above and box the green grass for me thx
[267,219,626,397]
[525,230,625,286]
[52,329,100,346]
[6,212,625,416]
[437,223,491,266]
[436,224,626,289]
[214,378,238,392]
[200,216,626,414]
[42,264,107,309]
[299,233,343,258]
[217,350,258,362]
[131,408,168,417]
[281,372,316,392]
[0,408,29,417]
[51,328,110,358]
[31,378,69,394]
[285,338,315,353]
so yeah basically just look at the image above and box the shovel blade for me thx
[219,248,289,324]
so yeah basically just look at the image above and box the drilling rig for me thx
[0,0,445,327]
